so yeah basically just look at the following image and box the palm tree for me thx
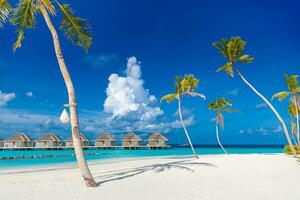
[161,74,205,159]
[288,102,298,145]
[208,97,237,154]
[272,74,300,145]
[10,0,96,186]
[213,36,297,157]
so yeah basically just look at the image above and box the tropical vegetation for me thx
[208,97,237,154]
[7,0,96,186]
[161,74,205,159]
[272,74,300,145]
[212,36,297,157]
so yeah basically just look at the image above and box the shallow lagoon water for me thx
[0,147,283,169]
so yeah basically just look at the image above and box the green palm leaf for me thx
[271,91,289,101]
[0,0,11,27]
[40,0,56,15]
[55,0,92,52]
[216,62,234,77]
[238,54,254,63]
[10,0,36,51]
[160,93,177,103]
[294,87,300,94]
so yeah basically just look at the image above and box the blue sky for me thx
[0,0,300,144]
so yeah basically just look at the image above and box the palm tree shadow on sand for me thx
[94,159,217,186]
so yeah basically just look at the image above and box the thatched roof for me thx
[5,132,32,142]
[36,133,61,142]
[122,132,141,142]
[147,132,168,141]
[94,132,115,142]
[66,133,89,142]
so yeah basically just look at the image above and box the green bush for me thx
[284,145,300,155]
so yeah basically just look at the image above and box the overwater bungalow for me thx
[35,133,62,148]
[122,132,142,148]
[94,132,116,147]
[0,137,3,147]
[147,132,168,148]
[3,132,33,148]
[65,133,89,147]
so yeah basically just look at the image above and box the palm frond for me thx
[40,0,56,15]
[10,0,36,51]
[238,54,254,63]
[208,102,217,110]
[285,73,299,93]
[294,87,300,94]
[221,107,238,113]
[0,0,11,28]
[160,93,177,103]
[271,91,289,101]
[55,0,92,52]
[216,62,234,77]
[212,41,226,57]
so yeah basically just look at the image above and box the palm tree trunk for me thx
[216,122,228,154]
[40,5,97,187]
[293,95,300,145]
[235,67,297,157]
[178,96,199,159]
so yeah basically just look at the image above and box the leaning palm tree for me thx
[0,0,11,28]
[272,73,300,144]
[161,74,205,159]
[10,0,96,186]
[213,36,297,157]
[208,97,237,154]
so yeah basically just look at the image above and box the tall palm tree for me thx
[208,97,237,154]
[10,0,96,186]
[213,36,297,157]
[161,74,205,159]
[272,73,300,144]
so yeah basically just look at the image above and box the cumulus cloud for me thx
[228,88,239,96]
[104,56,163,120]
[256,103,267,109]
[85,54,119,69]
[26,91,34,97]
[0,91,16,108]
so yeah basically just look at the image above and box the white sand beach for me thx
[0,154,299,200]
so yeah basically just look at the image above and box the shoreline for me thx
[0,154,299,200]
[0,152,285,173]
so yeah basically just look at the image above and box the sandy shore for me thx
[0,154,299,200]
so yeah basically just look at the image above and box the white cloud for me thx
[256,103,267,109]
[272,125,283,133]
[228,88,239,96]
[104,56,163,120]
[26,91,34,97]
[0,91,16,108]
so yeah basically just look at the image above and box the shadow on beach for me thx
[94,159,217,186]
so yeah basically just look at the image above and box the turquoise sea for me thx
[0,146,283,169]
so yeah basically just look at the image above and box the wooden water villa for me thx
[147,132,169,149]
[35,133,62,148]
[3,132,33,148]
[65,133,89,148]
[122,132,142,148]
[94,132,116,148]
[0,137,3,147]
